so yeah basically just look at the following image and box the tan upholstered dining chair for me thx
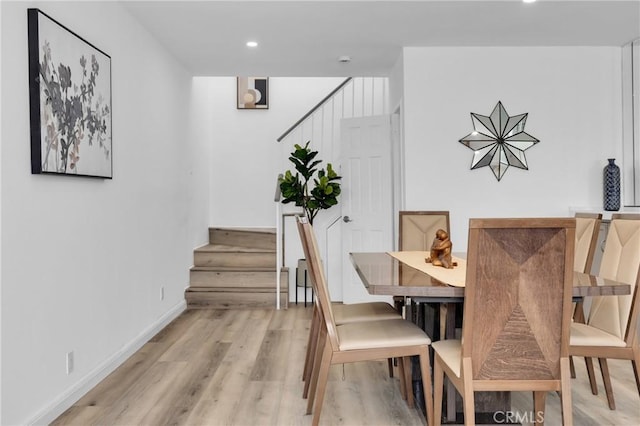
[398,211,451,333]
[399,211,450,251]
[298,216,435,426]
[569,214,640,410]
[432,218,576,426]
[574,212,602,275]
[570,213,602,379]
[296,219,401,400]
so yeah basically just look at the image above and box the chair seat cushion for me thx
[570,322,626,347]
[337,319,431,351]
[431,339,462,378]
[334,302,400,325]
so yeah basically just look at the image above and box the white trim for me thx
[26,301,187,426]
[276,202,282,309]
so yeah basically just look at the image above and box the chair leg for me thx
[387,357,394,378]
[402,357,414,408]
[306,327,326,410]
[304,323,324,399]
[598,358,616,410]
[560,357,573,426]
[303,307,320,385]
[311,340,332,426]
[418,348,435,426]
[585,356,598,394]
[433,356,444,426]
[569,356,576,378]
[533,391,546,425]
[398,355,407,401]
[461,359,475,426]
[632,347,640,396]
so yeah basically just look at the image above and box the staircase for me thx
[185,227,288,309]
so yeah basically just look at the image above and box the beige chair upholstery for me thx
[297,219,401,399]
[398,211,451,335]
[400,211,450,251]
[432,218,576,426]
[571,213,602,380]
[298,217,434,426]
[574,213,602,274]
[569,214,640,410]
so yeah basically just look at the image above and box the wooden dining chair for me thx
[569,213,640,410]
[432,218,576,426]
[574,213,602,275]
[399,211,451,333]
[295,218,401,399]
[570,213,603,378]
[399,211,450,251]
[298,217,435,426]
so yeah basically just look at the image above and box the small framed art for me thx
[237,77,269,109]
[28,8,112,178]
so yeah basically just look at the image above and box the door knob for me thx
[343,215,353,223]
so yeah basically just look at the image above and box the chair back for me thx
[399,211,450,250]
[296,216,341,351]
[462,218,576,381]
[574,213,602,274]
[588,214,640,342]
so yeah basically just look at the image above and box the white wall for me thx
[402,47,623,250]
[0,2,209,424]
[205,77,345,227]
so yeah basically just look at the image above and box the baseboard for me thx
[27,300,187,426]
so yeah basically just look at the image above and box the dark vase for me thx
[603,158,621,211]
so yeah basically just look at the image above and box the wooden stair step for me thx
[185,288,288,309]
[209,227,276,250]
[190,268,288,288]
[196,244,275,253]
[187,226,286,309]
[193,245,275,268]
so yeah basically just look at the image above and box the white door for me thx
[339,115,394,304]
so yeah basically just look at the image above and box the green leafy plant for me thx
[279,141,342,225]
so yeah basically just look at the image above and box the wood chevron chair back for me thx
[464,218,575,381]
[399,211,450,250]
[432,217,576,425]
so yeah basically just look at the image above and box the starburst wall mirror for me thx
[459,101,539,181]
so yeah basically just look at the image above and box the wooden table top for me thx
[350,252,631,299]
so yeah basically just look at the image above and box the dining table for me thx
[349,251,632,423]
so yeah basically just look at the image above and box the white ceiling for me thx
[120,0,640,76]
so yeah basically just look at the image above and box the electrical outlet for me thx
[160,286,165,301]
[66,351,74,375]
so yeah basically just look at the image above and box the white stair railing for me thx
[275,76,389,305]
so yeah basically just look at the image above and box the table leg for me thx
[445,302,457,423]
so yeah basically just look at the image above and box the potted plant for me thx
[279,141,342,225]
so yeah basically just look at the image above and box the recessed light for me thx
[523,0,536,3]
[246,41,258,48]
[338,55,351,63]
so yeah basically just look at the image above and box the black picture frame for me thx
[237,77,269,109]
[28,8,112,178]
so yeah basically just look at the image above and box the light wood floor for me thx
[53,306,640,425]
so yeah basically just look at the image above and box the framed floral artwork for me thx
[237,77,269,109]
[28,8,112,178]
